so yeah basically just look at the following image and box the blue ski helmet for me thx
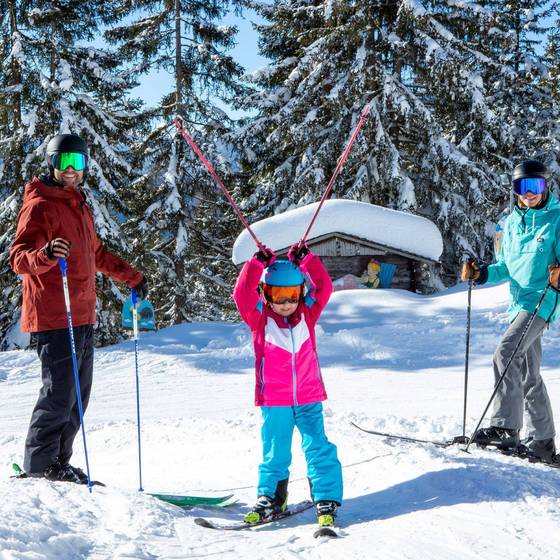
[264,260,305,286]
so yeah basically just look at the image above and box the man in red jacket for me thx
[10,133,147,483]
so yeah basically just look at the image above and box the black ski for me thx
[488,447,560,469]
[194,500,314,531]
[313,527,338,538]
[351,422,455,448]
[352,423,560,469]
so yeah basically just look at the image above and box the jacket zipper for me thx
[315,350,325,385]
[520,210,527,234]
[259,357,265,395]
[79,201,95,280]
[287,319,298,406]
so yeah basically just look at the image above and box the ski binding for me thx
[194,500,314,531]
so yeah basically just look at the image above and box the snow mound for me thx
[232,199,443,264]
[3,284,560,559]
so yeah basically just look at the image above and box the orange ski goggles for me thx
[263,284,302,305]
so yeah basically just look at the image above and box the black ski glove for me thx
[43,238,71,260]
[133,277,148,300]
[254,246,276,267]
[288,241,310,264]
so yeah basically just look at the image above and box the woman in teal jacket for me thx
[462,160,559,463]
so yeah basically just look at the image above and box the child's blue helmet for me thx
[264,260,305,286]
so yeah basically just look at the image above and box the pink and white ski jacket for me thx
[233,252,333,407]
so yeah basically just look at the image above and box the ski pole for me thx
[131,288,144,492]
[461,278,473,440]
[173,119,265,250]
[453,261,475,445]
[464,285,551,453]
[58,258,93,492]
[300,103,371,244]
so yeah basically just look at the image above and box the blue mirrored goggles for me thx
[513,177,547,196]
[49,152,88,171]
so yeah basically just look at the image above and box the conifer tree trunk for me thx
[175,0,183,114]
[7,0,21,131]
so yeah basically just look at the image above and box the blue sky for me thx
[132,9,268,109]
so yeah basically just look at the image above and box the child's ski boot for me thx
[316,500,338,528]
[314,501,339,538]
[244,494,287,524]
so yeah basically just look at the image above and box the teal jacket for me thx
[486,193,560,323]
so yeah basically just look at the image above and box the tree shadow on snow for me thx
[341,455,560,524]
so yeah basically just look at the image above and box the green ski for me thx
[149,492,237,508]
[12,464,236,505]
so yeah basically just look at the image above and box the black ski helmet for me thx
[46,133,89,178]
[512,160,548,182]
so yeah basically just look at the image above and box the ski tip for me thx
[12,463,23,475]
[194,518,217,529]
[313,527,339,538]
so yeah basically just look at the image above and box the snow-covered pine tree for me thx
[236,0,528,287]
[546,9,560,95]
[479,1,558,167]
[0,1,31,348]
[105,0,247,325]
[0,0,141,348]
[542,5,560,176]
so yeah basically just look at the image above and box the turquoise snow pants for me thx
[258,402,343,503]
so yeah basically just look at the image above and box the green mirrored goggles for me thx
[50,152,87,171]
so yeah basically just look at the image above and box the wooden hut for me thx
[274,232,436,292]
[232,200,443,293]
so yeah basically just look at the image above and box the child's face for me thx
[270,301,299,316]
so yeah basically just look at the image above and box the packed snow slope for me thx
[1,282,560,560]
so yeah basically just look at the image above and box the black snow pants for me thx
[23,325,94,473]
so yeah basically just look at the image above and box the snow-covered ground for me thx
[1,283,560,559]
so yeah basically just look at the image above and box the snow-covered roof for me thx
[232,199,443,264]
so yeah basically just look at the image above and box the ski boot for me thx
[316,500,338,528]
[473,426,519,450]
[44,461,86,483]
[244,494,287,524]
[23,461,83,483]
[517,437,557,464]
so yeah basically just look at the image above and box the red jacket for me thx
[10,177,143,332]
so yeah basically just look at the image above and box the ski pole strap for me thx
[173,119,264,250]
[301,103,371,243]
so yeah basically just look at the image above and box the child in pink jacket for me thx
[233,242,343,529]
